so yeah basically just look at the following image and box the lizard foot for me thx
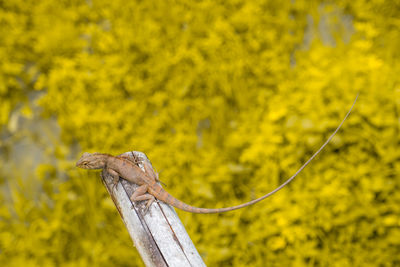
[112,180,119,191]
[131,193,155,213]
[144,197,155,213]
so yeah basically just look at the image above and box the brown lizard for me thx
[76,94,358,213]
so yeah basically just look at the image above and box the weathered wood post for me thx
[101,151,206,267]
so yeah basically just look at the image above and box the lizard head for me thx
[76,152,107,169]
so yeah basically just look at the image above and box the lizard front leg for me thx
[107,168,120,190]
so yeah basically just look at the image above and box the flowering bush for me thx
[1,1,399,266]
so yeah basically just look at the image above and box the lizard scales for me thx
[76,94,358,214]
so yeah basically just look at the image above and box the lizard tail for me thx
[152,94,358,214]
[149,185,246,213]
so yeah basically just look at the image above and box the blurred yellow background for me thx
[1,0,399,266]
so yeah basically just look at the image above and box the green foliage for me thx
[1,0,399,266]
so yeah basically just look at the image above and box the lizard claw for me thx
[111,174,120,191]
[143,198,155,214]
[158,180,167,187]
[110,180,118,191]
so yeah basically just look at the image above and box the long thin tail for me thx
[155,94,359,214]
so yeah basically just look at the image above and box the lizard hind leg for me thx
[129,185,155,212]
[117,155,141,165]
[143,161,167,186]
[154,171,168,187]
[130,184,148,203]
[118,155,167,186]
[133,194,155,212]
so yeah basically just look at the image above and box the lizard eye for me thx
[80,161,90,168]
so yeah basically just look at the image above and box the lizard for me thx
[76,94,358,213]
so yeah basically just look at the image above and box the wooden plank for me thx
[101,151,206,267]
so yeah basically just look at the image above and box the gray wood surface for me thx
[101,151,206,267]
